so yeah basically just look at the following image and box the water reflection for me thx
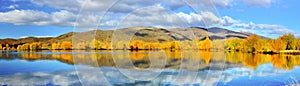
[1,50,300,85]
[1,50,300,70]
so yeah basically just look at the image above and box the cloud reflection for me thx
[0,64,299,86]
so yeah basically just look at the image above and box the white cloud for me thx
[0,10,99,29]
[0,10,50,25]
[101,5,223,29]
[1,0,296,38]
[6,4,19,9]
[239,0,274,7]
[0,64,297,86]
[219,16,298,37]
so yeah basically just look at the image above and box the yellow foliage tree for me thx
[226,38,246,51]
[103,42,111,50]
[280,34,295,50]
[244,34,260,52]
[0,44,2,50]
[271,38,286,52]
[292,38,300,50]
[51,42,60,50]
[42,44,49,50]
[90,39,102,50]
[201,36,212,50]
[61,41,72,50]
[130,40,144,50]
[5,44,9,50]
[30,42,42,50]
[170,41,180,50]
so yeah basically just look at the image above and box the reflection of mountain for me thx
[0,26,254,45]
[2,51,300,70]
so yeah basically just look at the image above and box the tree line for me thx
[1,34,299,53]
[226,34,300,53]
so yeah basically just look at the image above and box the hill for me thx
[0,26,257,45]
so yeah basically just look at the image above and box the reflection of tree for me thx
[3,50,300,70]
[271,54,287,70]
[199,51,212,64]
[226,52,241,63]
[129,52,145,61]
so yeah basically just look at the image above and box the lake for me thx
[0,50,299,86]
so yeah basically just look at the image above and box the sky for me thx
[0,0,299,39]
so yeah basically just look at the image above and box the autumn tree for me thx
[130,40,144,50]
[226,38,243,51]
[170,41,180,50]
[17,45,21,50]
[280,34,295,50]
[244,34,261,52]
[5,44,9,50]
[201,36,212,50]
[103,42,111,50]
[61,41,72,50]
[292,38,300,50]
[51,42,61,50]
[271,38,286,52]
[42,44,50,50]
[0,44,2,50]
[30,42,42,50]
[90,39,102,50]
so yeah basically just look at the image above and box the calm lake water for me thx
[0,50,300,86]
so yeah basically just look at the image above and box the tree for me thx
[226,38,243,51]
[201,36,212,50]
[5,44,9,50]
[170,41,180,50]
[90,39,102,50]
[292,38,300,50]
[0,44,2,50]
[271,38,286,52]
[51,43,60,50]
[244,34,260,52]
[104,42,111,50]
[30,42,42,50]
[61,41,72,50]
[42,44,50,50]
[280,34,295,50]
[130,40,144,50]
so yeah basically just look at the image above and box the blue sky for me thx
[0,0,299,39]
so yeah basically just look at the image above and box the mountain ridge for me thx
[0,26,263,45]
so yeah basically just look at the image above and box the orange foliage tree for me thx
[244,34,261,52]
[271,38,286,52]
[103,42,111,50]
[61,41,72,50]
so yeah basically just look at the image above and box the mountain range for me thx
[0,26,255,45]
